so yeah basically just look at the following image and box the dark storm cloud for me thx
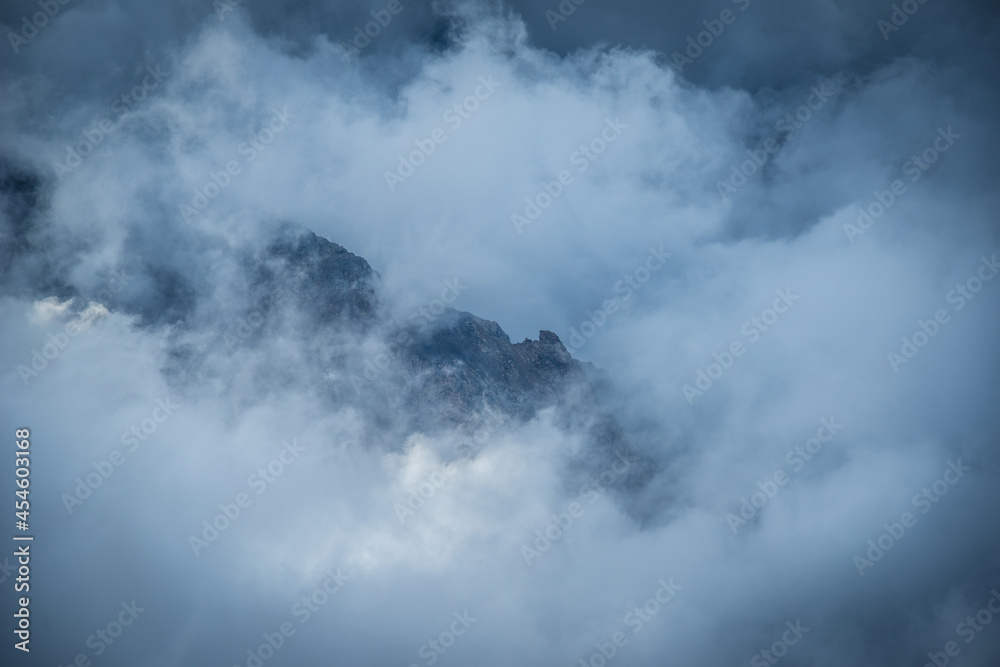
[506,0,1000,89]
[0,1,999,666]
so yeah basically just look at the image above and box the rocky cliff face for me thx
[234,225,643,482]
[3,206,649,483]
[253,225,381,328]
[241,225,596,427]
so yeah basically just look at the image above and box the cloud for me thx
[0,1,998,665]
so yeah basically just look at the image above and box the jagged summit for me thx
[253,224,381,327]
[237,227,632,463]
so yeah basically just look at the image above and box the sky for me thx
[1,0,999,665]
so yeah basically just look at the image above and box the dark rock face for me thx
[258,225,380,327]
[243,228,656,497]
[221,227,643,477]
[238,226,602,435]
[402,311,590,425]
[0,158,71,300]
[7,211,648,480]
